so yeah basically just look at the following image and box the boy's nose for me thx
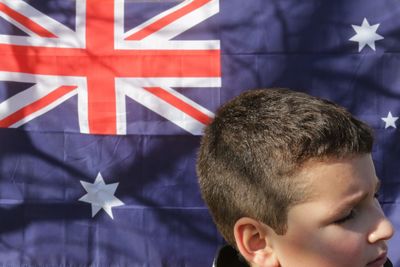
[367,211,395,244]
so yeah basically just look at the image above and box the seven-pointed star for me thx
[381,111,398,129]
[349,18,384,52]
[79,172,124,219]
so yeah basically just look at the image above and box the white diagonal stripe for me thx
[120,0,220,50]
[142,0,219,41]
[10,89,78,128]
[118,77,218,135]
[0,0,75,37]
[0,0,85,48]
[125,86,209,135]
[124,0,192,39]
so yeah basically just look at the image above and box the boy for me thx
[196,88,394,267]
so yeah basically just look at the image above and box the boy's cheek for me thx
[318,228,365,257]
[275,228,365,267]
[310,229,366,266]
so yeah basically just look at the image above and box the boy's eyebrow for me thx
[330,179,381,217]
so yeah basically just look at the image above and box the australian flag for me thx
[0,0,399,266]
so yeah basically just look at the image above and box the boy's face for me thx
[270,154,394,267]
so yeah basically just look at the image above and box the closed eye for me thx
[333,209,356,224]
[374,180,381,199]
[331,179,380,225]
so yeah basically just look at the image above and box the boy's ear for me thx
[233,217,280,267]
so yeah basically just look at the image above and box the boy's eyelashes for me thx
[333,192,380,225]
[333,209,357,225]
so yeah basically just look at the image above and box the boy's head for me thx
[197,89,394,267]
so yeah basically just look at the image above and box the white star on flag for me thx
[79,173,124,219]
[349,18,384,52]
[381,111,398,129]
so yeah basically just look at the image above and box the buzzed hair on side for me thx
[196,88,373,246]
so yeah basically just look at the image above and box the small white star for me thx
[349,18,384,52]
[381,111,398,129]
[79,172,124,219]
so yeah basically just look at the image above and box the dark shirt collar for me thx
[213,245,393,267]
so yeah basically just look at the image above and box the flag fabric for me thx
[0,0,399,266]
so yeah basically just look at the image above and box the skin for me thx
[235,154,395,267]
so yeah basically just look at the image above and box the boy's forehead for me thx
[294,154,377,200]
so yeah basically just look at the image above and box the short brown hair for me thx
[196,88,373,246]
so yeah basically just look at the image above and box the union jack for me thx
[0,0,221,135]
